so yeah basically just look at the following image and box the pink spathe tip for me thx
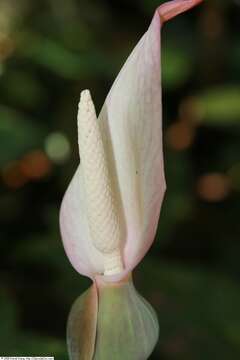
[158,0,204,23]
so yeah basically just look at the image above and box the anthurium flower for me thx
[60,1,203,359]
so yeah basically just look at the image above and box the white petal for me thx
[60,168,105,278]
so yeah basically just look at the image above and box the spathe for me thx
[60,1,203,282]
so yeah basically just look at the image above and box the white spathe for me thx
[60,11,165,281]
[60,0,204,280]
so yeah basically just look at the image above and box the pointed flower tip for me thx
[158,0,204,24]
[78,89,93,114]
[80,89,91,101]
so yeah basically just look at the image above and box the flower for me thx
[60,1,203,358]
[60,0,203,282]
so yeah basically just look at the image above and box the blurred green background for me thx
[1,0,240,358]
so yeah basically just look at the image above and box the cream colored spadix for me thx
[77,90,123,276]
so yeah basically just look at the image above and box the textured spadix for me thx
[77,90,123,276]
[67,276,159,360]
[60,0,203,281]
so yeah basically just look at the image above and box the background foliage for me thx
[1,0,240,358]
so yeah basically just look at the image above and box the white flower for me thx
[60,0,203,282]
[60,1,203,359]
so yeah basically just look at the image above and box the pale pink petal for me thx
[158,0,203,23]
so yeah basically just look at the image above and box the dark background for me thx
[1,0,240,358]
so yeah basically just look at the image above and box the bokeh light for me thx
[20,150,52,180]
[44,132,71,164]
[165,121,195,151]
[196,173,231,202]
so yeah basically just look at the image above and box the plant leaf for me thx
[67,283,98,360]
[94,276,159,359]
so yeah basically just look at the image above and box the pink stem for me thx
[158,0,204,24]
